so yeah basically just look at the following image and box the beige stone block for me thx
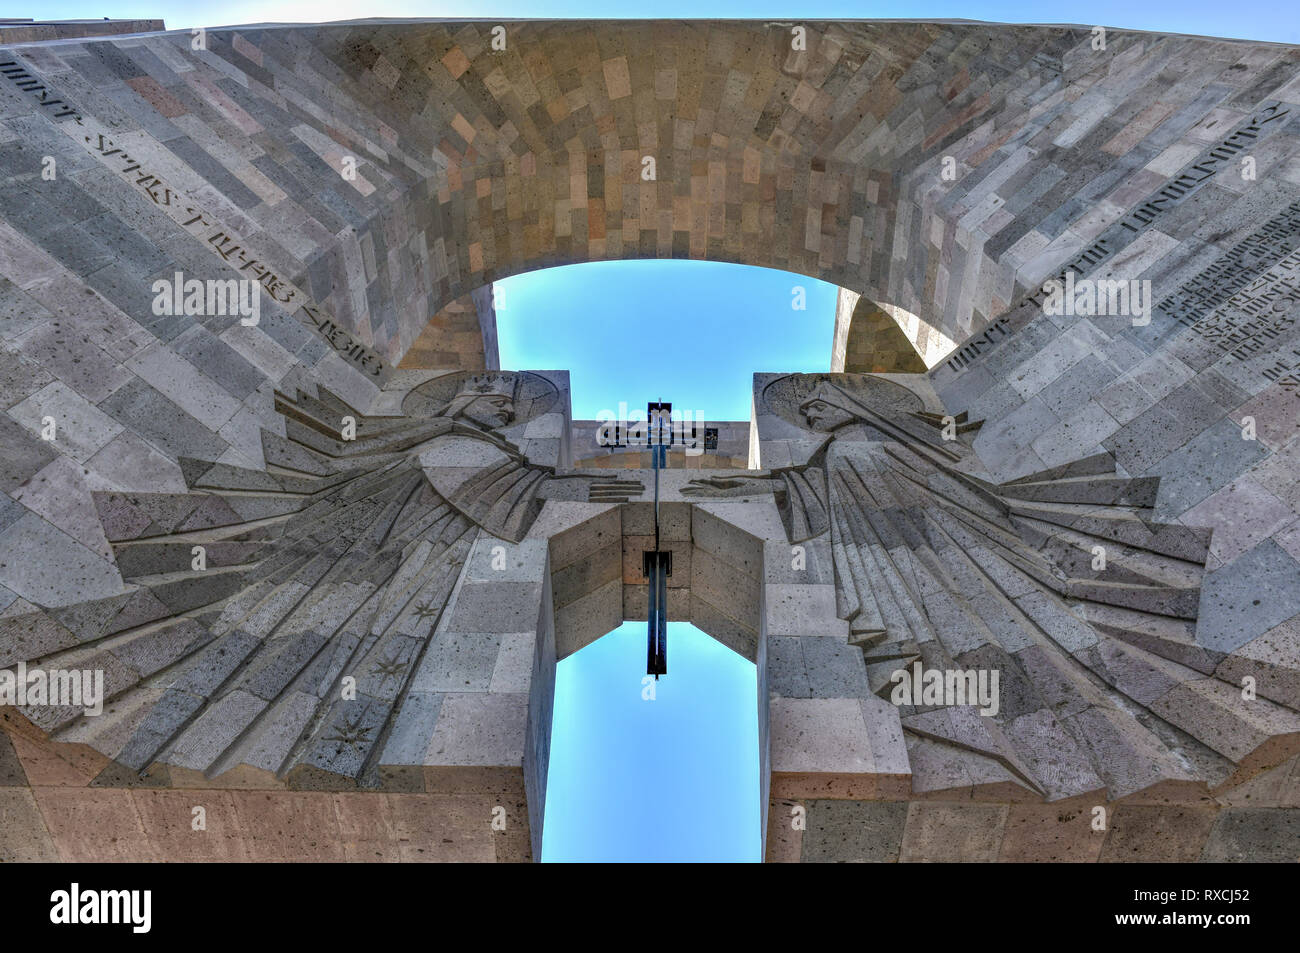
[386,792,496,862]
[765,797,803,862]
[334,791,401,861]
[132,789,250,861]
[1099,804,1219,862]
[552,538,621,608]
[9,731,109,787]
[539,504,620,570]
[230,791,344,862]
[0,787,59,861]
[689,592,758,661]
[35,786,157,861]
[691,546,761,626]
[692,503,770,574]
[997,798,1106,862]
[900,801,1008,862]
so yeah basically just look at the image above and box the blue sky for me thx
[22,1,1300,44]
[498,260,837,421]
[542,621,760,862]
[507,262,809,861]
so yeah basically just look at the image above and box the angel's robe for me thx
[771,423,1003,643]
[420,422,551,542]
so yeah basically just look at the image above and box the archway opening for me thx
[496,259,841,420]
[541,620,760,862]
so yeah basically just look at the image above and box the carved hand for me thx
[680,475,778,496]
[537,475,644,502]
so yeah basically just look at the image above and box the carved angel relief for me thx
[685,373,1299,800]
[0,371,638,788]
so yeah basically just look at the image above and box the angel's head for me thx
[460,392,515,429]
[799,382,860,432]
[441,375,517,430]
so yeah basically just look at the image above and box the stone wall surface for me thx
[742,369,1299,861]
[0,20,166,45]
[396,284,497,371]
[0,17,1298,862]
[9,20,1300,368]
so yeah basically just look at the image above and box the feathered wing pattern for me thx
[779,418,1300,801]
[0,387,485,788]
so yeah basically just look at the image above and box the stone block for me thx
[997,799,1106,862]
[0,414,56,493]
[427,692,528,767]
[0,510,124,607]
[0,787,59,861]
[1100,804,1219,862]
[34,786,157,861]
[9,379,124,463]
[770,697,875,775]
[900,801,1008,862]
[555,577,621,659]
[1199,807,1300,861]
[765,583,847,637]
[412,631,502,693]
[446,580,543,634]
[1197,541,1300,654]
[802,799,909,862]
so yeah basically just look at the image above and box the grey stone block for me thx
[768,635,811,698]
[0,730,26,786]
[1147,417,1268,518]
[412,631,502,693]
[0,347,53,410]
[801,636,872,699]
[171,325,266,400]
[802,799,909,862]
[1199,808,1300,862]
[380,690,444,766]
[0,510,123,607]
[1197,541,1300,654]
[0,414,56,493]
[99,377,229,461]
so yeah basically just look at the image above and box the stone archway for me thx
[3,17,1300,864]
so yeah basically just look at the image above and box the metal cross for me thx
[644,401,672,677]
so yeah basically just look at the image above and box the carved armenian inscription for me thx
[1155,201,1300,366]
[943,316,1012,372]
[937,101,1293,381]
[1022,101,1293,312]
[0,59,80,118]
[5,54,389,381]
[1262,345,1300,393]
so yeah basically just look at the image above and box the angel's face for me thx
[801,399,855,432]
[461,394,515,430]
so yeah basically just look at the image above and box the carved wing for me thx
[792,403,1300,800]
[1,387,482,788]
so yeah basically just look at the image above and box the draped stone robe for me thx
[420,422,552,543]
[771,421,1009,645]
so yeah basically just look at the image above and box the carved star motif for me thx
[323,713,373,756]
[369,651,409,687]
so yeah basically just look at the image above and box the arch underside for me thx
[7,19,1264,367]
